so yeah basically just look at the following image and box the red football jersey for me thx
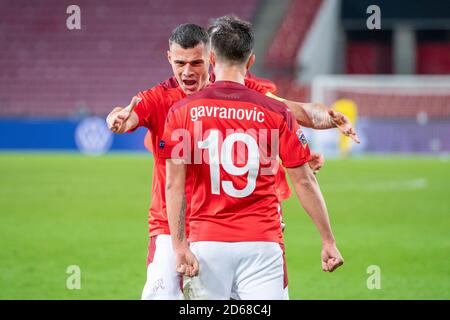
[133,84,186,237]
[160,81,311,243]
[132,75,280,238]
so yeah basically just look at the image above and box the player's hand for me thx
[175,248,199,278]
[107,96,141,133]
[328,109,360,144]
[321,242,344,272]
[308,152,324,174]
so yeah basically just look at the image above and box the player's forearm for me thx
[167,190,188,251]
[284,100,335,129]
[165,160,189,251]
[265,93,335,129]
[301,103,336,129]
[287,165,336,244]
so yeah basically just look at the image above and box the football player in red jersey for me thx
[106,23,349,299]
[162,16,343,300]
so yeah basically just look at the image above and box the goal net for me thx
[308,75,450,156]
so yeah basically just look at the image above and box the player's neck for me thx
[213,64,246,85]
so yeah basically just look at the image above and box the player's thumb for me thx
[328,109,336,117]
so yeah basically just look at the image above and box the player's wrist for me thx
[321,236,336,246]
[172,240,190,252]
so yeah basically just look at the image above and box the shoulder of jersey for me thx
[138,76,180,96]
[245,73,278,94]
[139,81,184,100]
[159,76,179,89]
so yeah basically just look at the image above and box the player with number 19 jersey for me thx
[135,75,290,242]
[160,81,311,244]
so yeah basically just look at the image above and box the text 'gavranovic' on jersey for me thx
[190,105,265,123]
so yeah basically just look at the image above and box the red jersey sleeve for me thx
[244,78,269,95]
[278,116,311,168]
[131,86,164,130]
[143,131,153,153]
[275,166,292,202]
[244,76,278,95]
[159,106,191,162]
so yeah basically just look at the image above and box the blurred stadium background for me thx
[0,0,449,299]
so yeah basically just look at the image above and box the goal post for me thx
[308,75,450,156]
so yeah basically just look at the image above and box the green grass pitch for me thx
[0,153,449,299]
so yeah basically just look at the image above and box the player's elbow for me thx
[298,177,315,192]
[165,174,184,194]
[288,103,308,125]
[288,165,316,190]
[166,179,179,193]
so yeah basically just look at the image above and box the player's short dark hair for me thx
[208,15,254,64]
[169,23,209,49]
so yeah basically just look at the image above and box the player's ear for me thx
[167,50,172,64]
[246,54,255,71]
[210,51,216,67]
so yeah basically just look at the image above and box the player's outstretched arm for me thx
[286,164,344,272]
[166,159,199,278]
[286,100,360,143]
[266,92,360,143]
[289,100,360,143]
[106,96,141,133]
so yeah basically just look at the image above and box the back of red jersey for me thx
[161,81,310,243]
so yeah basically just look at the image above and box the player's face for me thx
[167,43,210,95]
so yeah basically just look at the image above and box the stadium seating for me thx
[417,43,450,74]
[272,77,310,102]
[346,42,392,74]
[0,0,258,117]
[261,0,321,108]
[332,89,450,118]
[264,0,322,70]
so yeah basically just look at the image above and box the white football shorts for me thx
[141,234,184,300]
[185,241,287,300]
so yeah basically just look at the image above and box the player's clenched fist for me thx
[106,96,141,133]
[175,249,199,278]
[321,242,344,272]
